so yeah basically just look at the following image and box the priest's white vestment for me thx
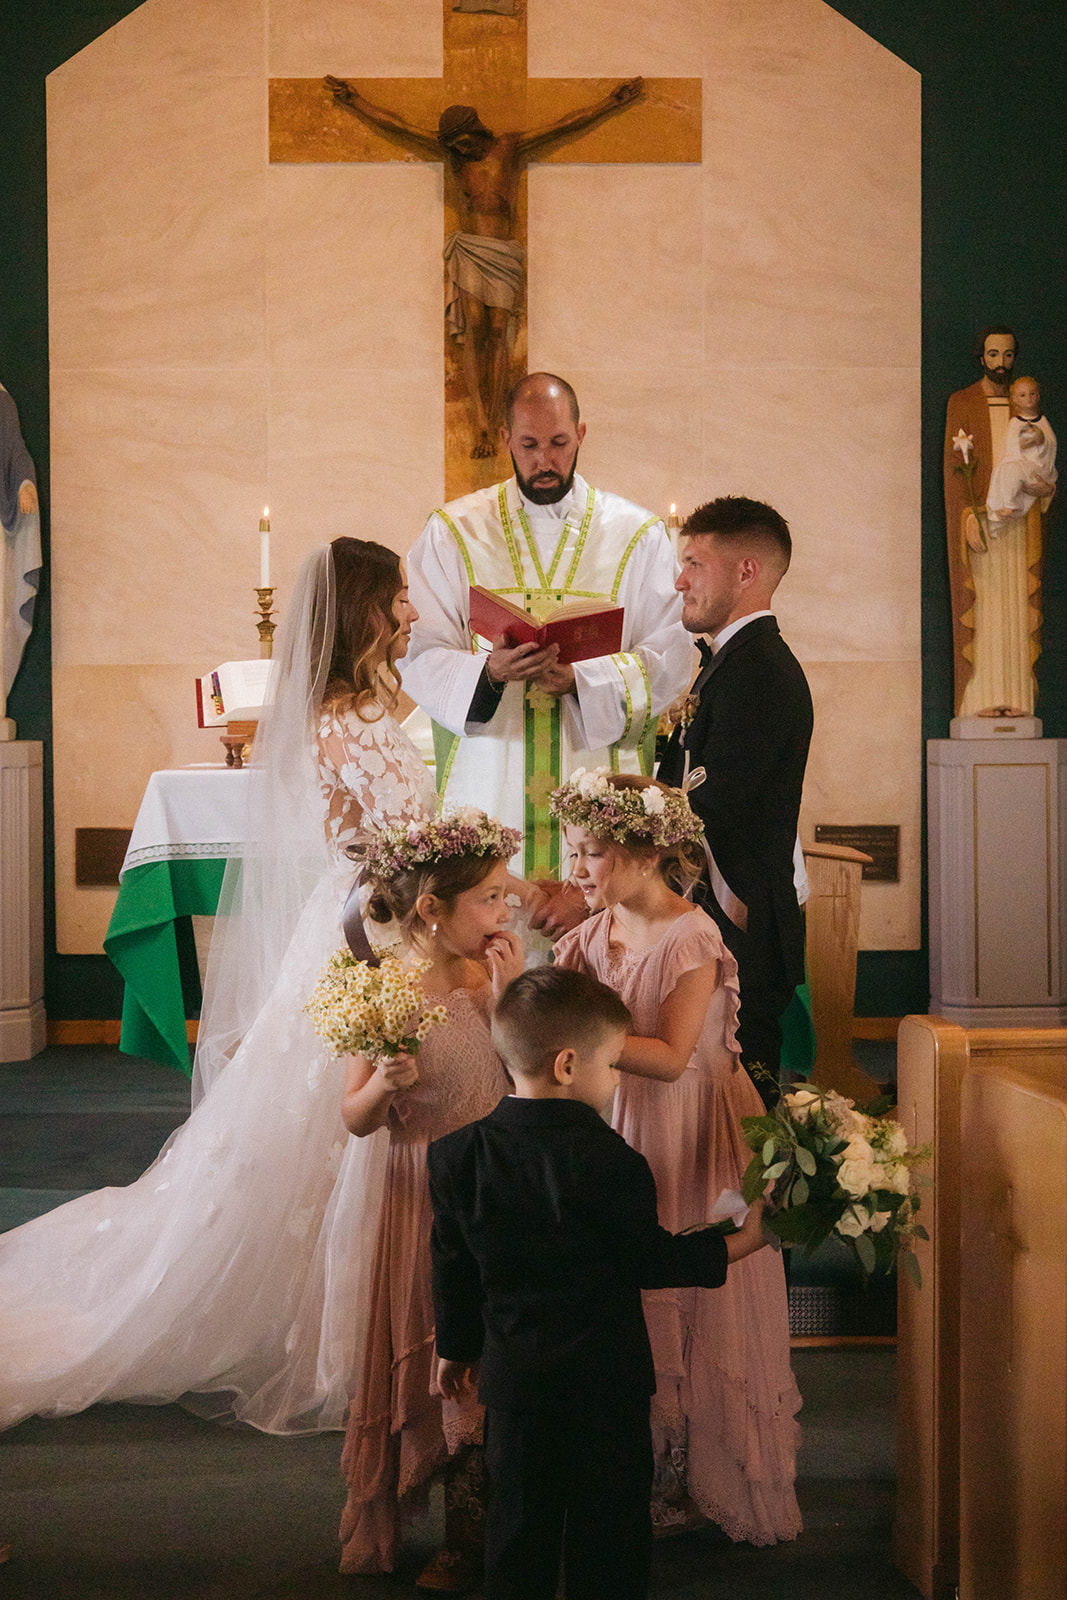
[402,474,692,877]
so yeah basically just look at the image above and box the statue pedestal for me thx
[929,737,1067,1026]
[0,741,45,1061]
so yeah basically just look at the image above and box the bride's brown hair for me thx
[322,537,404,720]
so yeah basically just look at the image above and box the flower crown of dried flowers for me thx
[354,807,522,882]
[548,767,705,851]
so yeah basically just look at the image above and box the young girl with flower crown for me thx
[551,769,802,1547]
[333,809,524,1587]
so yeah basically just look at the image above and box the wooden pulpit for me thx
[802,841,879,1101]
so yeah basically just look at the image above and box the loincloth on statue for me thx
[443,232,526,342]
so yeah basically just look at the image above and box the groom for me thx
[658,496,813,1104]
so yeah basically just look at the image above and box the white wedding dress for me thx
[0,703,437,1435]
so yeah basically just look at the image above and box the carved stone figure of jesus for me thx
[325,75,644,458]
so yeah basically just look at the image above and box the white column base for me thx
[928,737,1067,1015]
[0,998,46,1063]
[931,1000,1067,1030]
[1,740,45,1062]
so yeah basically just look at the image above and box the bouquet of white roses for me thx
[740,1087,930,1284]
[305,951,448,1061]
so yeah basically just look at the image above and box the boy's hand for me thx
[436,1357,479,1402]
[725,1197,768,1263]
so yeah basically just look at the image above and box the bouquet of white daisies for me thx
[305,952,447,1061]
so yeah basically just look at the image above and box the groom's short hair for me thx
[683,495,792,575]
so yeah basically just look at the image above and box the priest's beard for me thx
[512,449,579,506]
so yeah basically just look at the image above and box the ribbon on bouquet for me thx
[680,761,749,934]
[341,867,380,966]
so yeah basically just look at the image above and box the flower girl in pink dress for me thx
[335,811,524,1586]
[552,770,801,1546]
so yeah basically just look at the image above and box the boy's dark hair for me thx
[492,967,630,1078]
[682,494,792,575]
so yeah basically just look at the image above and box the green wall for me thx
[3,1,1065,1019]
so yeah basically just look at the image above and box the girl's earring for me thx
[431,922,438,938]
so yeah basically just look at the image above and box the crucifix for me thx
[269,0,700,499]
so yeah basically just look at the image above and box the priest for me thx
[402,372,691,889]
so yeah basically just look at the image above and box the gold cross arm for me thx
[269,77,701,166]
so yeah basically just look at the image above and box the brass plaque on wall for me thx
[814,824,900,883]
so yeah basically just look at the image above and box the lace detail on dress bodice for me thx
[390,985,509,1141]
[317,702,438,870]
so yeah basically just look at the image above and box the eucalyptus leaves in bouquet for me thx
[741,1087,930,1285]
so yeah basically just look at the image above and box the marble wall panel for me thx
[702,30,920,370]
[47,72,268,371]
[48,0,265,79]
[269,0,442,77]
[267,370,443,562]
[49,370,268,668]
[527,166,703,374]
[700,366,921,661]
[801,659,923,950]
[549,369,705,534]
[266,164,442,374]
[53,664,222,954]
[529,0,705,77]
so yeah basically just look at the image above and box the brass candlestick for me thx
[255,587,276,657]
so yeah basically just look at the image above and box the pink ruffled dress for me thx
[338,984,510,1574]
[555,906,802,1545]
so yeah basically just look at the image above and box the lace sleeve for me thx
[317,704,437,858]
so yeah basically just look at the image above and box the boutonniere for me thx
[665,692,699,734]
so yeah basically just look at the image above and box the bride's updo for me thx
[322,537,403,719]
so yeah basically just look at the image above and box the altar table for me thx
[103,767,253,1074]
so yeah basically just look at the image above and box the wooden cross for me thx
[269,0,700,500]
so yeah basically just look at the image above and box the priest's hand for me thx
[531,659,576,696]
[528,880,587,937]
[17,482,38,515]
[486,638,560,685]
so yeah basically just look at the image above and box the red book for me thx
[468,585,624,666]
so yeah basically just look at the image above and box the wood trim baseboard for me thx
[46,1020,199,1046]
[790,1335,897,1348]
[852,1016,903,1040]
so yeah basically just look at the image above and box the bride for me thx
[0,537,441,1435]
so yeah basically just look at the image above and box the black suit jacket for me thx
[428,1096,728,1413]
[658,615,813,993]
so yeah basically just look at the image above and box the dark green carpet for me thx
[0,1046,919,1598]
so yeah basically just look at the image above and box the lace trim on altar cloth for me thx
[121,840,245,876]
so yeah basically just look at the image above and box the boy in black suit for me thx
[428,966,768,1600]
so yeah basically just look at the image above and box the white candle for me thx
[667,502,682,549]
[259,507,270,587]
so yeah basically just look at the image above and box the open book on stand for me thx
[468,585,624,666]
[195,659,275,728]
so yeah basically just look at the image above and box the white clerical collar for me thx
[517,473,586,523]
[711,610,775,654]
